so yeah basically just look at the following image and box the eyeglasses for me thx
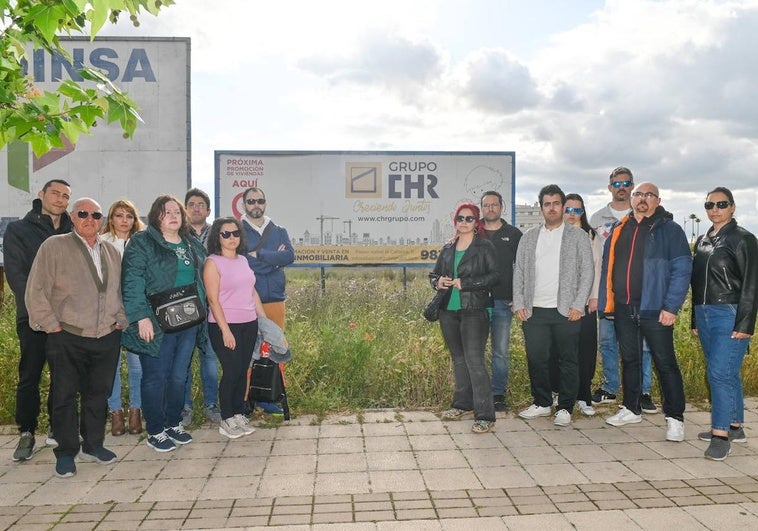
[481,202,501,209]
[76,211,103,220]
[704,200,732,210]
[611,180,633,189]
[456,215,477,223]
[245,198,266,205]
[632,192,658,199]
[220,230,241,239]
[564,207,584,215]
[186,201,207,209]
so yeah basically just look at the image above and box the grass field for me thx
[1,267,757,427]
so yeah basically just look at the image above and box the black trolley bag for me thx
[248,355,291,421]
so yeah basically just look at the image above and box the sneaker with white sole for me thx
[704,436,731,460]
[577,400,596,416]
[518,404,552,419]
[79,447,117,465]
[146,431,176,452]
[606,406,642,426]
[552,392,559,407]
[698,426,747,443]
[219,418,245,439]
[640,394,658,414]
[165,424,192,445]
[232,414,256,435]
[665,417,684,442]
[554,409,571,426]
[591,388,617,405]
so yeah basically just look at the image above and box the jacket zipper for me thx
[723,267,733,291]
[625,225,641,304]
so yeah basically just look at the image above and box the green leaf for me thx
[27,130,54,157]
[58,79,90,101]
[31,5,68,45]
[60,119,82,145]
[88,0,111,36]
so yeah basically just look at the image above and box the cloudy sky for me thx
[103,0,758,235]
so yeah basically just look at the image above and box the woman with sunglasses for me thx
[691,187,758,460]
[430,203,499,433]
[203,217,266,439]
[559,194,603,416]
[121,195,207,452]
[100,200,146,436]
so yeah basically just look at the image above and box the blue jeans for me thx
[599,317,654,394]
[695,304,749,431]
[183,337,219,409]
[140,326,197,435]
[108,350,142,411]
[439,309,494,421]
[489,299,513,396]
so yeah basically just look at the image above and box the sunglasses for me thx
[704,200,732,210]
[76,211,103,220]
[456,215,477,223]
[245,198,266,205]
[220,230,241,239]
[611,180,633,189]
[632,191,658,199]
[564,207,584,215]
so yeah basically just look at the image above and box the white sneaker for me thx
[666,417,684,442]
[606,406,642,426]
[232,414,256,435]
[518,404,552,419]
[219,418,245,439]
[554,409,571,426]
[552,392,559,407]
[577,400,596,416]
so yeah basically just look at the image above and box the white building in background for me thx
[515,202,543,232]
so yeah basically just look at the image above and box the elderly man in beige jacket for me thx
[26,197,128,478]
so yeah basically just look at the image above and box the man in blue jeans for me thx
[590,167,658,414]
[480,191,521,412]
[183,188,221,424]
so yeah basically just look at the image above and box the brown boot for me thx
[128,408,143,435]
[111,409,126,436]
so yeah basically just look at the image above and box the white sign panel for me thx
[214,151,515,265]
[1,37,190,265]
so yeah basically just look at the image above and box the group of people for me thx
[431,168,757,462]
[6,181,295,477]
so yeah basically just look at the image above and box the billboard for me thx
[214,151,515,266]
[1,37,191,265]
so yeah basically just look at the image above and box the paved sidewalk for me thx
[2,401,758,530]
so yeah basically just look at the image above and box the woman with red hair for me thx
[430,202,500,433]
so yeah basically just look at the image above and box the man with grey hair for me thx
[26,198,128,477]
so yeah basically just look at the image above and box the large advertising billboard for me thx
[1,37,190,265]
[214,151,515,266]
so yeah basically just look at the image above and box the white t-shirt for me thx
[533,223,564,308]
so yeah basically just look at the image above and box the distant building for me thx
[515,202,543,232]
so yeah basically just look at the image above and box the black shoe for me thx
[591,388,617,405]
[13,432,35,461]
[493,395,508,412]
[640,394,658,414]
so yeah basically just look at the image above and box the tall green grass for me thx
[1,268,757,426]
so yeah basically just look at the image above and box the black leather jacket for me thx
[429,236,499,310]
[691,219,758,334]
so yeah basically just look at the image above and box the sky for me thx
[102,0,758,236]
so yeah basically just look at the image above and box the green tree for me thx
[0,0,174,156]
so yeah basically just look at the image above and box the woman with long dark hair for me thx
[121,195,207,452]
[204,217,266,439]
[692,187,758,460]
[430,202,499,433]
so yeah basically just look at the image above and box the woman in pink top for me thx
[203,217,266,439]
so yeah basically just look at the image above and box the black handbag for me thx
[423,289,447,322]
[248,357,291,420]
[148,283,204,333]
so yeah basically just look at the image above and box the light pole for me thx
[689,213,697,244]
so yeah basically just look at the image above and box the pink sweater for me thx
[207,254,257,323]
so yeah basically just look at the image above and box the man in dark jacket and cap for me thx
[5,179,73,461]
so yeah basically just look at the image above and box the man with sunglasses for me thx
[589,167,658,415]
[181,188,222,426]
[241,187,295,414]
[26,198,128,477]
[5,180,73,462]
[479,191,522,412]
[599,182,691,442]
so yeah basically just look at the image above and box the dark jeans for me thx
[15,319,54,435]
[46,330,121,458]
[549,308,597,404]
[523,307,580,412]
[208,320,258,420]
[614,304,685,420]
[439,309,495,422]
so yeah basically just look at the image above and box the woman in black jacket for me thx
[691,187,758,461]
[430,202,499,433]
